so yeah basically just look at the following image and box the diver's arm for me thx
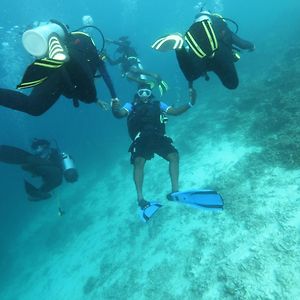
[25,155,53,167]
[105,38,123,47]
[111,99,128,118]
[22,156,55,176]
[126,70,167,95]
[167,103,192,116]
[125,73,147,85]
[139,70,165,86]
[98,60,118,99]
[166,88,197,116]
[133,69,160,80]
[232,33,255,51]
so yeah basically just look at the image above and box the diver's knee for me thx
[134,157,146,168]
[224,79,238,90]
[29,109,45,116]
[31,111,44,116]
[167,152,179,162]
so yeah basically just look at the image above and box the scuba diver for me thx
[111,83,197,222]
[0,139,78,201]
[105,36,168,95]
[0,19,118,116]
[152,11,255,89]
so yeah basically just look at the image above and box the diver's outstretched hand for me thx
[111,97,120,109]
[96,99,110,111]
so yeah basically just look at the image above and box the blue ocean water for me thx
[1,0,300,299]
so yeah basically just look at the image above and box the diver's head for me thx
[118,36,130,44]
[116,36,131,51]
[82,15,94,26]
[135,83,153,103]
[194,10,211,22]
[31,138,51,158]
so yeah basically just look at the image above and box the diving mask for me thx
[137,88,152,98]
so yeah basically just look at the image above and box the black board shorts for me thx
[129,135,178,164]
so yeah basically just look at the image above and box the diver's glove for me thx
[111,98,121,112]
[111,98,125,118]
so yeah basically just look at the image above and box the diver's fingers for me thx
[96,100,110,111]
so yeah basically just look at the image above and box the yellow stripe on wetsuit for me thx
[17,77,48,89]
[185,20,218,58]
[34,58,64,68]
[185,32,206,58]
[202,21,218,52]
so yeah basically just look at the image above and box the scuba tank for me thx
[61,152,78,183]
[22,19,106,59]
[22,20,69,59]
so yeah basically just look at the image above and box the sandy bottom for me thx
[2,125,300,300]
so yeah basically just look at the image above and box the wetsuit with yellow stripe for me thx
[0,32,117,116]
[176,14,254,89]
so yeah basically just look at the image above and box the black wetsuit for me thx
[0,145,63,200]
[176,16,254,89]
[0,33,117,116]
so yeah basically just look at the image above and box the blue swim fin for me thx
[139,202,162,222]
[169,189,223,210]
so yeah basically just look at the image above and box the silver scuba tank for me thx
[61,152,78,182]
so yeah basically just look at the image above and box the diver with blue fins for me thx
[0,19,118,115]
[152,10,255,89]
[112,82,224,222]
[105,36,169,95]
[111,83,197,222]
[0,138,78,202]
